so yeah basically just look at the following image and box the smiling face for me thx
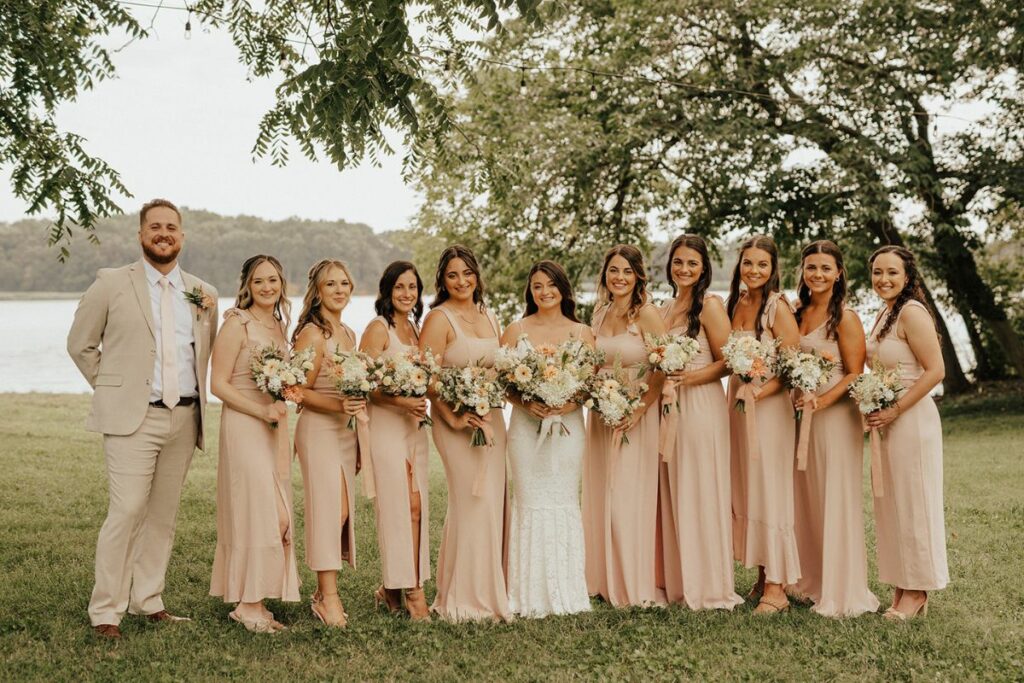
[444,257,477,303]
[318,265,353,315]
[529,270,563,313]
[802,252,840,297]
[249,260,283,310]
[604,254,637,300]
[739,247,773,292]
[139,206,184,265]
[670,245,703,292]
[871,252,907,303]
[391,268,419,316]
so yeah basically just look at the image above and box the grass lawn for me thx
[1,390,1022,681]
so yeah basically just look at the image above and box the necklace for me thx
[249,309,277,329]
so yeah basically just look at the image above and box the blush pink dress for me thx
[294,324,360,572]
[366,317,431,589]
[866,300,949,592]
[582,304,666,607]
[658,297,743,610]
[792,313,880,617]
[428,306,510,621]
[728,292,801,586]
[210,308,300,603]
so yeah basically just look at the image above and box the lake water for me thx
[0,294,974,394]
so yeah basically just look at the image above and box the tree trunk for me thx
[957,305,999,381]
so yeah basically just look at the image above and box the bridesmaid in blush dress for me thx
[583,244,668,608]
[360,261,431,621]
[725,235,802,615]
[419,245,510,622]
[293,259,365,628]
[790,241,880,618]
[209,255,300,633]
[658,235,743,611]
[865,246,948,621]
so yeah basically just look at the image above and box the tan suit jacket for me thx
[67,260,218,449]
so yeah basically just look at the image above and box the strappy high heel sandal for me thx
[229,609,278,634]
[311,590,348,627]
[753,595,791,615]
[883,592,928,621]
[373,585,402,614]
[404,587,431,622]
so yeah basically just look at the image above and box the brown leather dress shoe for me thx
[146,610,191,623]
[93,624,122,639]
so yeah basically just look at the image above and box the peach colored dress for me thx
[428,306,510,621]
[866,300,949,591]
[294,324,360,571]
[728,292,801,585]
[583,304,666,607]
[210,308,300,603]
[792,314,880,617]
[658,297,743,610]
[366,317,430,589]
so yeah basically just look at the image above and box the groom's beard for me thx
[142,242,181,265]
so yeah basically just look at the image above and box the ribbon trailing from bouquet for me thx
[735,382,762,460]
[275,422,293,544]
[535,413,568,453]
[471,418,495,497]
[795,391,818,471]
[352,408,376,499]
[865,420,885,498]
[659,381,679,462]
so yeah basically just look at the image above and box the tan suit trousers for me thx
[88,404,198,626]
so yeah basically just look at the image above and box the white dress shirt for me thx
[143,260,198,401]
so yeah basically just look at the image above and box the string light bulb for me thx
[184,16,192,40]
[656,87,665,109]
[519,67,527,96]
[589,73,597,100]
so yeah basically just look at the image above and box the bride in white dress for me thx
[500,261,593,618]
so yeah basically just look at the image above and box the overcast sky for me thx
[0,7,420,232]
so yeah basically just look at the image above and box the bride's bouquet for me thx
[250,344,315,428]
[585,362,647,446]
[377,348,440,428]
[775,347,837,469]
[721,333,779,413]
[434,364,507,447]
[640,332,701,415]
[495,336,602,438]
[849,359,905,497]
[325,349,385,429]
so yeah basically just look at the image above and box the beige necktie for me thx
[159,277,180,408]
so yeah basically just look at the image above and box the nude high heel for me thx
[373,585,402,614]
[883,592,928,621]
[404,587,431,622]
[311,590,348,627]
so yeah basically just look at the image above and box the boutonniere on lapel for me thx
[184,287,215,320]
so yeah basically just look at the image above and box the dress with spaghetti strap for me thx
[293,323,361,572]
[658,297,743,610]
[866,300,948,591]
[428,306,510,621]
[210,308,300,603]
[727,291,801,585]
[365,316,431,589]
[792,312,880,616]
[582,304,666,607]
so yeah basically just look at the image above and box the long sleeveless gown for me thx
[210,308,300,603]
[658,297,743,610]
[792,313,880,617]
[505,323,591,617]
[428,306,510,621]
[293,323,361,572]
[728,291,801,586]
[366,316,430,589]
[582,304,666,607]
[867,300,949,591]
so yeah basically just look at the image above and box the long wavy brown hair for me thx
[235,254,291,328]
[375,260,424,327]
[726,235,781,340]
[795,240,847,341]
[869,245,937,338]
[431,245,486,310]
[291,259,354,343]
[665,234,713,339]
[523,260,580,322]
[595,244,648,322]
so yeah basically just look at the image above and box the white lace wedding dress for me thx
[506,404,591,617]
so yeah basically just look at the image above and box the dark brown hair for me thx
[236,254,291,328]
[795,240,846,341]
[139,198,181,226]
[523,260,579,322]
[375,260,424,327]
[595,244,648,321]
[431,245,485,310]
[291,259,353,343]
[726,234,781,340]
[869,245,936,338]
[666,234,713,339]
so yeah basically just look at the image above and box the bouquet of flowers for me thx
[495,336,602,438]
[377,348,440,428]
[249,344,315,428]
[848,359,904,414]
[585,362,647,446]
[721,333,779,413]
[324,349,385,429]
[639,332,701,415]
[774,348,837,421]
[434,364,507,446]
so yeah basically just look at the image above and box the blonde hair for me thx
[235,255,291,328]
[292,259,354,343]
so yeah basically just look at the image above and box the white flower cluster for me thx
[775,347,836,394]
[378,349,439,398]
[848,359,904,414]
[434,363,506,418]
[585,367,646,428]
[249,344,315,401]
[721,333,779,383]
[494,335,601,408]
[325,349,384,397]
[641,333,701,374]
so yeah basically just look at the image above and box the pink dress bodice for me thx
[432,306,501,368]
[660,295,723,371]
[592,304,652,372]
[225,308,288,396]
[866,301,927,388]
[799,317,846,394]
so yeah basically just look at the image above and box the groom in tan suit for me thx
[68,199,218,639]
